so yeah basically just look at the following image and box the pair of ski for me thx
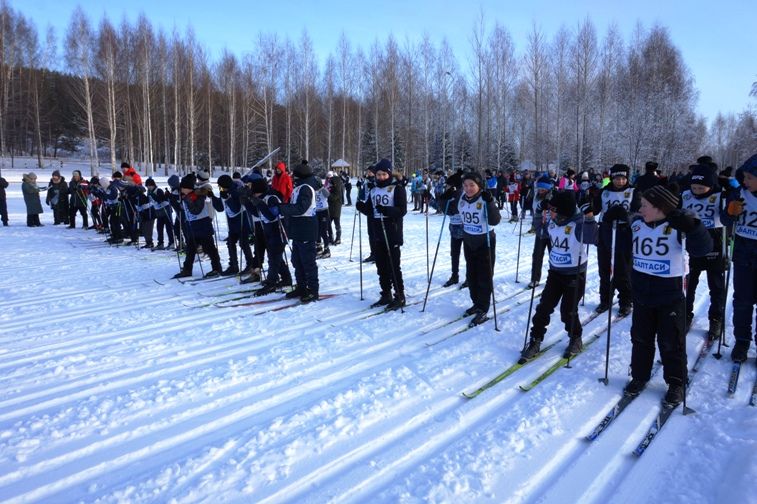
[215,292,339,309]
[426,286,544,348]
[461,308,622,398]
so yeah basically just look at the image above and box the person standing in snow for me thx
[173,174,224,279]
[21,173,44,226]
[356,158,407,311]
[439,170,466,288]
[0,175,8,226]
[212,174,254,277]
[457,171,500,326]
[327,171,343,245]
[67,170,89,229]
[272,161,293,203]
[720,153,757,363]
[46,170,69,225]
[681,163,727,339]
[276,160,321,303]
[520,191,597,361]
[527,175,554,288]
[592,164,639,317]
[623,185,712,405]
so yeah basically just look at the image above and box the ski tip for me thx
[518,385,530,392]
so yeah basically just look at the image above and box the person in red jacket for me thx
[121,163,143,186]
[506,172,521,222]
[272,161,293,203]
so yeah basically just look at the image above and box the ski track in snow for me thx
[0,166,754,504]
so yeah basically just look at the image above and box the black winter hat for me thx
[217,174,233,190]
[374,158,392,175]
[180,174,196,190]
[645,161,658,172]
[697,155,714,166]
[52,170,61,178]
[643,185,679,215]
[690,164,716,188]
[145,177,156,187]
[548,190,577,217]
[610,164,630,179]
[566,169,576,177]
[293,160,312,178]
[461,170,484,190]
[250,177,268,195]
[120,162,131,169]
[112,171,123,179]
[446,170,463,189]
[740,153,757,177]
[167,174,180,190]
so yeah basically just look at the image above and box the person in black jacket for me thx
[528,175,554,288]
[439,170,466,288]
[521,191,598,361]
[593,164,641,316]
[356,158,407,311]
[457,171,501,325]
[136,179,157,248]
[277,160,320,303]
[46,170,69,225]
[212,174,253,276]
[634,161,663,193]
[68,170,89,229]
[623,185,713,405]
[150,179,174,249]
[681,164,727,339]
[246,178,293,295]
[0,175,8,226]
[173,174,223,279]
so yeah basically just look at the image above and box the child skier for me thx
[681,164,726,338]
[457,171,501,325]
[721,153,757,362]
[213,174,254,276]
[355,158,407,311]
[593,164,640,316]
[173,174,223,279]
[528,175,554,288]
[521,191,597,361]
[623,185,713,404]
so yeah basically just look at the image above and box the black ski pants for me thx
[530,269,585,341]
[686,255,726,322]
[291,240,319,294]
[464,236,495,312]
[531,235,551,284]
[630,300,687,387]
[597,241,633,308]
[373,239,404,297]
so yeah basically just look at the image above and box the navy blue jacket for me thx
[278,175,319,242]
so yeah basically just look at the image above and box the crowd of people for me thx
[3,151,756,408]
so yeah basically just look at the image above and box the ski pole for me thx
[358,207,363,300]
[599,219,617,385]
[422,198,451,312]
[483,198,499,331]
[566,213,586,369]
[515,209,524,283]
[522,281,537,351]
[681,232,695,416]
[348,208,358,261]
[715,224,734,357]
[425,202,430,282]
[379,216,403,313]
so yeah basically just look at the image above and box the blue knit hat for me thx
[536,175,554,191]
[374,158,392,175]
[740,153,757,177]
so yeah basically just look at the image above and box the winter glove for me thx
[441,187,456,200]
[727,199,745,216]
[481,190,493,203]
[603,204,628,223]
[666,209,698,233]
[220,190,231,199]
[375,204,390,216]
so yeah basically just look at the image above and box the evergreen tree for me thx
[360,120,378,168]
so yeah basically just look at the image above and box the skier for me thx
[356,158,407,311]
[87,176,105,232]
[358,165,377,263]
[720,153,757,362]
[681,164,727,338]
[457,171,500,325]
[271,161,293,203]
[326,171,343,245]
[21,173,44,227]
[0,175,6,226]
[68,170,89,229]
[150,179,175,250]
[439,170,466,288]
[505,172,521,222]
[276,160,321,303]
[528,175,554,288]
[314,173,332,259]
[136,179,157,248]
[212,174,253,276]
[246,177,294,296]
[173,174,224,279]
[521,191,597,361]
[593,163,640,316]
[623,185,713,404]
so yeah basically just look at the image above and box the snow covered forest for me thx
[0,2,755,178]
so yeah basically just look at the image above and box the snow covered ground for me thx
[0,163,755,503]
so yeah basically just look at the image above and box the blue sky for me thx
[22,0,757,122]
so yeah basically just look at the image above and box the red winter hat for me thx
[276,161,286,171]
